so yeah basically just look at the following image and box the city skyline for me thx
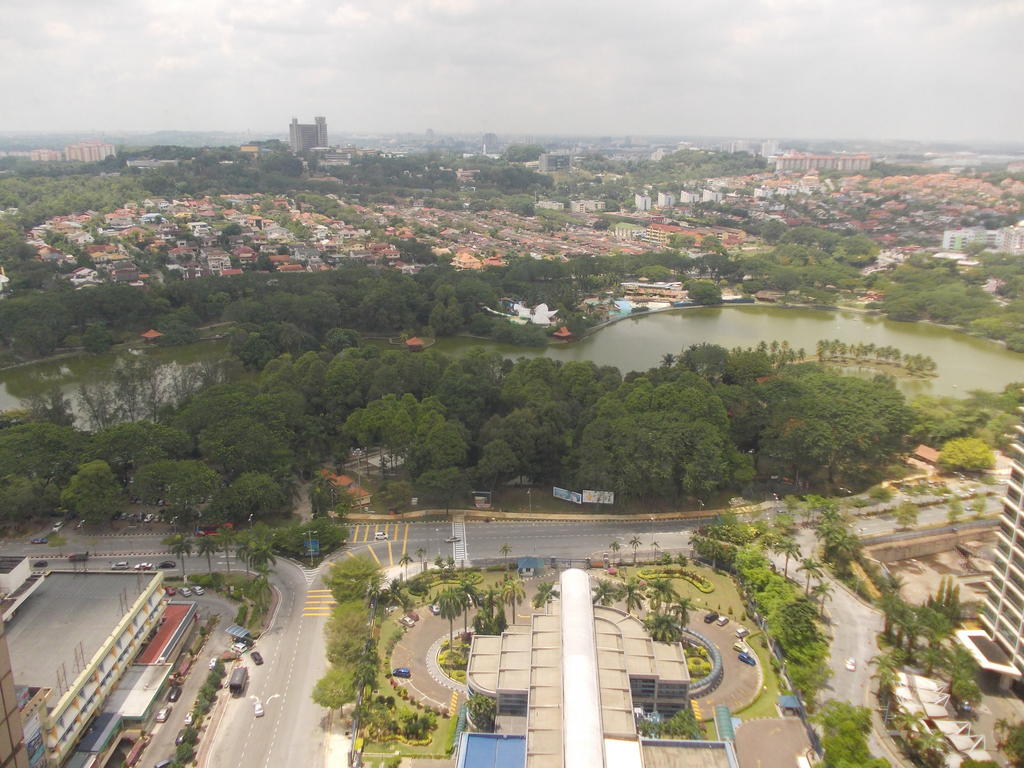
[1,0,1021,142]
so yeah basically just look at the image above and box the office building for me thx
[63,142,115,163]
[759,140,779,158]
[28,150,61,162]
[538,153,571,173]
[465,569,702,768]
[941,228,998,251]
[569,200,605,214]
[634,194,652,212]
[289,116,328,153]
[482,133,498,154]
[996,225,1024,255]
[657,192,676,209]
[772,153,871,172]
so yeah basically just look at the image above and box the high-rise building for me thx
[634,193,652,212]
[979,413,1024,686]
[657,192,676,209]
[63,141,115,162]
[759,140,780,157]
[0,621,29,768]
[482,133,498,154]
[288,116,328,153]
[538,152,571,173]
[772,153,871,172]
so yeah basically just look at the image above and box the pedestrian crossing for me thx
[448,689,461,717]
[299,566,320,585]
[451,521,468,563]
[302,588,336,618]
[347,522,410,568]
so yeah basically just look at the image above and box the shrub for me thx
[235,604,249,625]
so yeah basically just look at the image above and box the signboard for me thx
[472,491,492,509]
[582,490,615,505]
[305,538,320,556]
[553,487,582,504]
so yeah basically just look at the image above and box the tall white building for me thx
[759,140,780,157]
[996,225,1024,254]
[656,192,676,209]
[64,141,115,162]
[634,194,652,212]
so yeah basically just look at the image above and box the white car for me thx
[845,657,857,672]
[180,587,193,597]
[254,702,264,718]
[208,657,219,669]
[183,712,194,726]
[374,531,389,540]
[192,585,205,596]
[155,706,171,723]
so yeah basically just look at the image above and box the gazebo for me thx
[552,326,574,340]
[404,337,425,352]
[139,329,163,343]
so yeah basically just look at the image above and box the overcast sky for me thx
[1,0,1021,142]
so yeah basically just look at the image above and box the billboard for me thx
[582,490,615,505]
[553,487,582,504]
[305,538,320,556]
[472,491,492,509]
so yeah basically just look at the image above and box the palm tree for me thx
[216,529,236,575]
[797,558,824,595]
[810,580,833,617]
[778,537,800,579]
[163,534,194,579]
[532,581,559,613]
[646,579,679,613]
[643,612,682,643]
[196,535,220,573]
[871,649,903,706]
[609,541,621,559]
[437,587,463,648]
[246,536,277,575]
[499,543,512,571]
[668,597,693,627]
[592,579,620,607]
[236,534,253,576]
[629,536,642,566]
[620,579,646,616]
[399,553,413,581]
[416,547,426,572]
[458,578,481,634]
[502,576,526,624]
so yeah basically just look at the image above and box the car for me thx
[183,712,194,726]
[254,702,264,718]
[374,531,389,540]
[192,586,205,596]
[174,729,188,746]
[144,513,155,523]
[445,536,461,543]
[51,521,64,533]
[76,519,85,529]
[845,657,857,672]
[231,642,249,654]
[732,642,750,653]
[180,587,193,597]
[111,561,129,570]
[735,627,751,639]
[208,657,219,670]
[158,560,176,569]
[406,611,420,622]
[134,562,153,571]
[392,667,411,679]
[164,586,177,596]
[30,537,48,545]
[251,651,264,666]
[429,604,441,615]
[703,611,719,623]
[31,560,47,568]
[737,652,757,666]
[155,706,171,723]
[399,616,416,628]
[716,615,730,627]
[167,686,182,702]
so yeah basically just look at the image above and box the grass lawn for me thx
[362,708,457,766]
[733,631,784,720]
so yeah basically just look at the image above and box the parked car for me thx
[429,604,441,615]
[167,686,182,702]
[31,560,47,568]
[406,611,420,622]
[399,616,416,628]
[208,657,219,670]
[732,642,750,653]
[179,587,193,597]
[374,531,389,540]
[735,627,750,639]
[231,642,249,654]
[845,657,857,672]
[183,712,194,726]
[111,561,129,570]
[164,586,177,596]
[134,562,154,571]
[51,521,64,533]
[158,560,176,569]
[703,612,719,624]
[144,513,155,523]
[737,652,757,666]
[174,729,188,746]
[30,537,48,544]
[192,586,205,596]
[155,706,171,723]
[715,615,730,627]
[392,667,412,679]
[251,651,264,666]
[254,702,264,718]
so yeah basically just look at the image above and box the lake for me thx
[2,306,1022,415]
[430,305,1024,398]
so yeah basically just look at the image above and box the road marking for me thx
[401,523,409,558]
[386,533,394,567]
[448,689,460,717]
[366,545,382,566]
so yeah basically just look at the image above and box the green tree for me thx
[939,437,995,472]
[60,459,122,525]
[196,535,220,573]
[894,501,919,530]
[816,701,890,768]
[163,533,194,579]
[467,694,496,731]
[996,718,1024,767]
[592,579,621,607]
[620,579,646,616]
[629,536,642,566]
[687,280,723,305]
[437,587,464,647]
[311,666,355,709]
[643,611,682,643]
[502,576,526,624]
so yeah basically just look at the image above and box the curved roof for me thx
[560,568,605,768]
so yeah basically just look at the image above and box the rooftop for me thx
[6,572,155,689]
[0,556,26,574]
